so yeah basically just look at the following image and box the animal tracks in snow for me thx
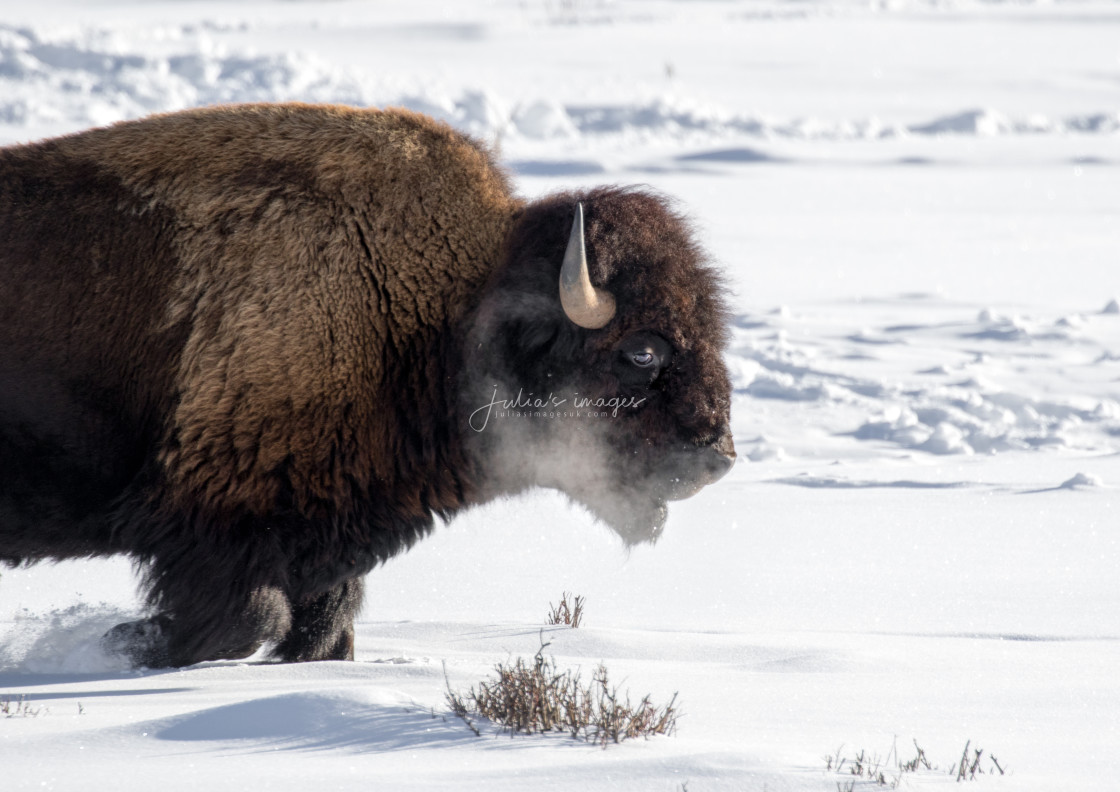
[729,298,1120,461]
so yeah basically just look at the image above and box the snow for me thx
[2,0,1119,789]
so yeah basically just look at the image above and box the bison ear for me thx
[510,315,563,354]
[497,310,584,384]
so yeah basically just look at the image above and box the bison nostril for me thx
[707,449,735,480]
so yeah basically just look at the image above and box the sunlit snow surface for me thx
[1,1,1118,790]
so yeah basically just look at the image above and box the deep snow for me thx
[1,1,1118,790]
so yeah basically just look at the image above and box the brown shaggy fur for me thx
[0,103,733,668]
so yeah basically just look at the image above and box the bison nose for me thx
[687,433,735,488]
[705,430,736,481]
[662,432,737,500]
[700,445,735,482]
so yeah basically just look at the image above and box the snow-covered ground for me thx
[2,1,1118,789]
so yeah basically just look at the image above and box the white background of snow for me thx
[1,1,1118,790]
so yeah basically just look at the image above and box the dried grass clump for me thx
[546,592,585,628]
[953,739,1006,782]
[446,635,678,745]
[825,738,1006,789]
[1,696,45,718]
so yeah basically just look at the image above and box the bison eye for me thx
[613,332,673,388]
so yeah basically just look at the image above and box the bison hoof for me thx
[101,616,171,668]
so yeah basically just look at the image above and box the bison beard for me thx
[0,104,735,668]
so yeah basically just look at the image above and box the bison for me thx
[0,103,735,668]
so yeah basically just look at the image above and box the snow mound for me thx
[771,474,969,489]
[153,689,473,751]
[512,99,578,140]
[0,24,377,129]
[909,108,1014,137]
[2,23,1119,147]
[1059,472,1103,490]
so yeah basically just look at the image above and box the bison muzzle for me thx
[0,104,734,668]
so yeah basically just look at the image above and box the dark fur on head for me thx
[462,186,734,542]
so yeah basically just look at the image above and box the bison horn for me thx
[559,202,616,329]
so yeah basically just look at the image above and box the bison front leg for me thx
[102,584,293,669]
[272,577,363,662]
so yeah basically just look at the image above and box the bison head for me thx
[461,187,735,544]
